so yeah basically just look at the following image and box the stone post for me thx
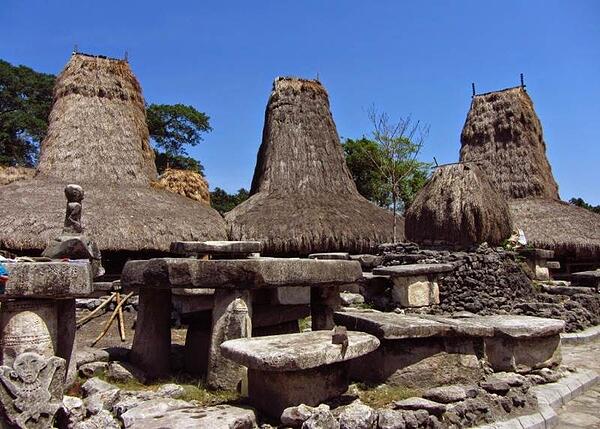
[311,286,340,331]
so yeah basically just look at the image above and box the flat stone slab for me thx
[121,258,362,290]
[308,253,350,260]
[334,310,493,339]
[471,315,565,338]
[170,240,262,255]
[571,270,600,287]
[519,248,555,259]
[373,263,454,277]
[220,330,380,371]
[1,261,93,298]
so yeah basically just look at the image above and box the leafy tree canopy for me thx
[569,197,600,214]
[154,150,205,175]
[0,59,55,166]
[210,187,249,215]
[146,103,211,156]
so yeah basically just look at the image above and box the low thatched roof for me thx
[510,198,600,259]
[405,164,512,246]
[460,86,559,200]
[153,168,210,204]
[0,53,226,254]
[226,77,396,255]
[0,166,34,185]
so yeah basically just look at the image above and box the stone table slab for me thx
[333,310,493,339]
[170,240,262,256]
[571,270,600,288]
[308,253,350,260]
[121,258,362,290]
[1,261,93,299]
[220,330,379,371]
[470,315,565,338]
[373,263,454,277]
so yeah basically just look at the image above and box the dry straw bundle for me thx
[0,53,226,254]
[405,163,512,246]
[0,166,34,185]
[226,77,396,256]
[153,168,210,204]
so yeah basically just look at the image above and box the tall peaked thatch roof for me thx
[510,198,600,259]
[226,77,396,255]
[0,53,226,254]
[460,86,559,200]
[405,164,512,246]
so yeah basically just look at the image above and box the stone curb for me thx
[476,368,599,429]
[561,325,600,345]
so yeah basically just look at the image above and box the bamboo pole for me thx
[76,293,116,327]
[91,292,134,347]
[116,292,126,341]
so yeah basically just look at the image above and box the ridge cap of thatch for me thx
[473,85,525,98]
[71,51,128,63]
[272,76,326,94]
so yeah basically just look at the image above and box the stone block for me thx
[308,252,350,260]
[170,240,262,256]
[484,334,562,373]
[373,263,454,277]
[172,293,213,315]
[2,262,93,298]
[390,275,440,307]
[471,315,565,338]
[271,286,311,305]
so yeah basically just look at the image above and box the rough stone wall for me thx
[375,243,600,332]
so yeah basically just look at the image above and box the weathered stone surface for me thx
[172,293,213,314]
[60,395,85,428]
[79,361,108,378]
[0,300,57,364]
[390,275,440,307]
[571,270,600,288]
[337,401,377,429]
[349,254,382,270]
[546,260,560,269]
[206,291,252,391]
[480,378,510,394]
[309,253,350,260]
[472,315,565,338]
[393,397,447,415]
[156,383,185,399]
[123,401,256,429]
[272,286,311,305]
[340,292,365,306]
[281,404,329,427]
[484,334,562,372]
[74,409,121,429]
[42,235,104,279]
[0,353,65,429]
[417,315,494,337]
[220,330,379,371]
[76,347,109,367]
[377,409,408,429]
[2,261,93,298]
[106,361,146,383]
[334,310,453,339]
[301,407,340,429]
[81,377,117,396]
[253,304,310,328]
[84,388,120,415]
[121,258,362,290]
[374,263,454,277]
[57,299,78,385]
[170,240,262,256]
[423,385,467,403]
[311,285,341,331]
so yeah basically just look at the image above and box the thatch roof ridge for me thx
[509,198,600,258]
[460,85,559,200]
[37,53,156,185]
[473,85,523,98]
[405,164,512,246]
[228,76,396,255]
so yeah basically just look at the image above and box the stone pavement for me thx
[556,339,600,428]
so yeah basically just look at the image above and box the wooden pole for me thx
[116,292,126,341]
[76,293,116,327]
[91,292,134,347]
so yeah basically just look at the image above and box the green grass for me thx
[299,316,312,331]
[355,383,421,408]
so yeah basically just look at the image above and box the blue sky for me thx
[2,1,599,203]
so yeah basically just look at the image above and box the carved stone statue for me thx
[0,352,65,429]
[63,184,84,234]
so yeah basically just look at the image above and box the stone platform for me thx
[220,330,379,417]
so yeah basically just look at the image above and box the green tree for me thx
[0,59,55,166]
[154,150,205,175]
[569,197,600,214]
[210,187,249,215]
[146,103,211,156]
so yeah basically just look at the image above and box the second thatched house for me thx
[225,77,396,255]
[0,53,226,270]
[460,85,600,271]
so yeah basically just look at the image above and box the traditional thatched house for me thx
[460,85,600,270]
[154,168,211,204]
[405,164,512,247]
[225,77,396,255]
[0,53,226,269]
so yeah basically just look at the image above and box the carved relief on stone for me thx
[0,352,65,429]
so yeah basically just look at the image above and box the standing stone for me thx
[0,352,66,429]
[391,275,440,308]
[130,288,172,380]
[57,299,77,386]
[0,301,57,365]
[311,286,340,330]
[183,311,211,376]
[206,290,252,391]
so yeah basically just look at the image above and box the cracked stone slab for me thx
[220,330,379,371]
[470,315,565,338]
[2,261,93,298]
[373,263,454,277]
[121,258,362,290]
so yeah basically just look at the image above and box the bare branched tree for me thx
[365,106,430,242]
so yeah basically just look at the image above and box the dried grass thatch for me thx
[460,86,559,200]
[0,53,226,253]
[0,166,35,185]
[226,77,396,255]
[37,53,156,184]
[405,164,512,246]
[153,168,210,204]
[510,198,600,259]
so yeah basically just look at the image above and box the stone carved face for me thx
[65,184,84,202]
[13,352,46,384]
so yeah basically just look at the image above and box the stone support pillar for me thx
[311,286,340,331]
